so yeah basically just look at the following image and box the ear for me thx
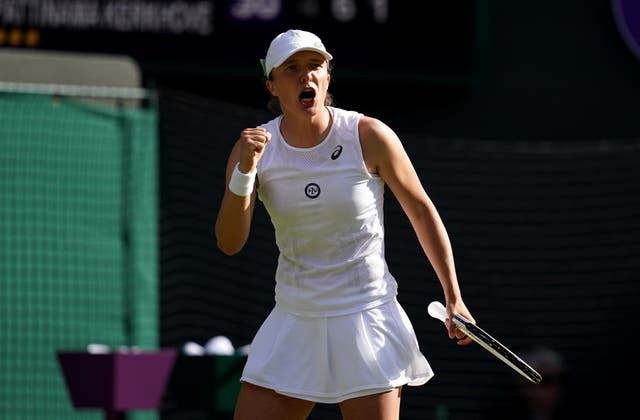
[265,79,277,97]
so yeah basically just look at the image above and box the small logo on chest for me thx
[305,183,321,199]
[331,145,343,160]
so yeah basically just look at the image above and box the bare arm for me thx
[359,116,474,344]
[215,128,271,255]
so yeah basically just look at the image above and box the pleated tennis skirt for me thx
[240,298,434,403]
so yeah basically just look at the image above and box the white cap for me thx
[262,29,333,77]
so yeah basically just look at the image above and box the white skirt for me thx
[240,298,434,404]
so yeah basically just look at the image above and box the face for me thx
[266,51,331,116]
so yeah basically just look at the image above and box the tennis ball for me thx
[205,335,234,355]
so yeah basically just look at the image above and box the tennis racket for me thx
[428,301,542,384]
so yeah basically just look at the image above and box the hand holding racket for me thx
[428,301,542,384]
[439,301,475,345]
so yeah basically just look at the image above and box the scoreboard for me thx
[0,0,479,82]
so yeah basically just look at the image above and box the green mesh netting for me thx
[0,93,158,419]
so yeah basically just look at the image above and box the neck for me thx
[280,106,332,148]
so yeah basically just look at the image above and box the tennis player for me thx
[215,29,475,420]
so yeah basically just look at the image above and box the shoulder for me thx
[258,114,282,131]
[358,115,402,155]
[328,106,362,126]
[357,115,403,173]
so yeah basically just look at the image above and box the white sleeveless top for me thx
[257,107,398,317]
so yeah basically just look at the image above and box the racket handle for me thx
[428,301,447,322]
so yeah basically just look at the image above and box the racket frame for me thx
[450,313,542,384]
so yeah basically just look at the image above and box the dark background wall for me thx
[151,0,640,141]
[408,0,640,140]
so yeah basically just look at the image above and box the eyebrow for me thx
[282,56,325,67]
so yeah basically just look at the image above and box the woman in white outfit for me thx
[215,29,475,420]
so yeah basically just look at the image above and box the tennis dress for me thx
[240,107,433,403]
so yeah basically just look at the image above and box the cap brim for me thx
[271,47,333,71]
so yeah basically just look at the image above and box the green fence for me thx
[0,93,158,419]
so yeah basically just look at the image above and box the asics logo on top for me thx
[331,145,343,160]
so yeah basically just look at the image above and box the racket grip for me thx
[427,301,447,322]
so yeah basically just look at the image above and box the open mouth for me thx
[299,89,316,103]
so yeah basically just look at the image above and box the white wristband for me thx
[228,163,257,196]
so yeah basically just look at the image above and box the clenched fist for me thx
[237,128,271,173]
